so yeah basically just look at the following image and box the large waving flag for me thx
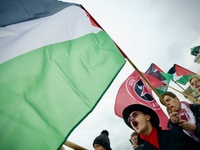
[145,63,172,95]
[0,1,125,150]
[115,70,169,129]
[168,64,196,85]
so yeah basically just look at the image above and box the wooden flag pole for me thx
[64,140,87,150]
[166,84,198,104]
[171,79,185,91]
[125,57,172,112]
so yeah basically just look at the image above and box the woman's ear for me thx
[146,114,151,121]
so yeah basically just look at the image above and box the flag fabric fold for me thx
[114,70,169,130]
[168,64,196,85]
[0,1,125,149]
[145,63,172,95]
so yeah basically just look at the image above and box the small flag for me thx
[145,63,172,94]
[168,64,196,85]
[115,70,169,129]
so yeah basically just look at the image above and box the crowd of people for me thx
[91,75,200,150]
[60,75,200,150]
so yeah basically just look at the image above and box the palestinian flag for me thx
[168,64,196,85]
[145,63,172,94]
[0,1,125,149]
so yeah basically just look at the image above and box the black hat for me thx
[93,130,112,150]
[122,104,160,129]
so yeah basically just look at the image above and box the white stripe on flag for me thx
[0,6,101,64]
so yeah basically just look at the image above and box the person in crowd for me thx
[189,75,200,103]
[130,132,139,149]
[161,91,200,142]
[129,132,143,150]
[190,75,200,93]
[93,130,112,150]
[123,103,200,150]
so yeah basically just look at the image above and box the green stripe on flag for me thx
[0,31,125,149]
[176,75,194,85]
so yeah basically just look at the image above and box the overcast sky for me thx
[61,0,200,149]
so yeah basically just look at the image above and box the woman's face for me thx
[190,77,200,92]
[128,111,151,135]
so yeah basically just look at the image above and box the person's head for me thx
[161,91,181,112]
[189,75,200,92]
[123,104,160,135]
[130,132,139,148]
[93,130,112,150]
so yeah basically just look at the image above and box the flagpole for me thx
[171,79,185,91]
[166,84,198,104]
[81,2,171,112]
[64,140,87,150]
[124,57,172,112]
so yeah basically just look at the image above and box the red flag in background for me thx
[114,70,169,129]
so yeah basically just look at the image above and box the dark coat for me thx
[137,127,200,150]
[168,103,200,138]
[187,104,200,136]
